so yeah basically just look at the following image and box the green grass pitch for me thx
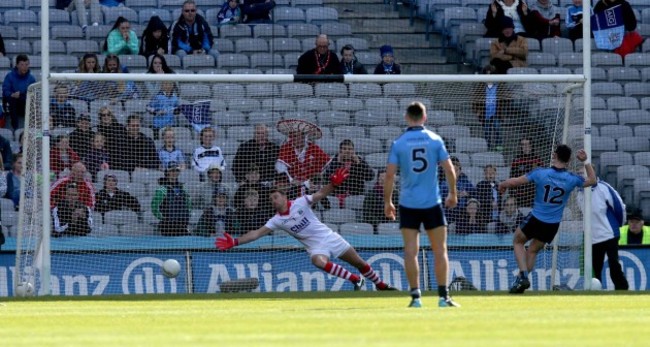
[2,292,649,347]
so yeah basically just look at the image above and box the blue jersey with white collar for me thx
[388,126,449,208]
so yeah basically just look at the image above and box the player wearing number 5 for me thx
[216,167,397,291]
[383,102,460,308]
[498,145,596,293]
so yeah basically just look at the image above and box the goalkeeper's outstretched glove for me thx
[330,167,350,187]
[215,232,239,251]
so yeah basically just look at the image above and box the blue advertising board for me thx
[1,246,648,296]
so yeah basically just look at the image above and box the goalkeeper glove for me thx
[215,232,239,251]
[330,167,350,187]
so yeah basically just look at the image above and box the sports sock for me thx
[410,288,421,299]
[438,285,448,299]
[360,264,387,289]
[324,262,359,282]
[519,271,528,279]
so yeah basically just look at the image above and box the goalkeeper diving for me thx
[216,167,398,291]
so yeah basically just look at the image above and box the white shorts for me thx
[305,232,352,259]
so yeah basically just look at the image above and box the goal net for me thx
[14,74,588,296]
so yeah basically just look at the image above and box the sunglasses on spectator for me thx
[100,112,111,116]
[184,9,196,12]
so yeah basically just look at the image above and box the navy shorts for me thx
[399,205,447,231]
[519,214,561,244]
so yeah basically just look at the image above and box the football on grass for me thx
[162,259,181,278]
[15,282,34,297]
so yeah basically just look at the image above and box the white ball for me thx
[15,282,34,297]
[590,278,602,291]
[162,259,181,278]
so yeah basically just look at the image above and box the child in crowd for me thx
[147,81,180,132]
[158,127,186,172]
[373,44,401,74]
[218,0,242,25]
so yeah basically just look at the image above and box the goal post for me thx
[13,72,597,296]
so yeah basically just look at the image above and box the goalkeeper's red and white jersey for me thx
[264,195,335,247]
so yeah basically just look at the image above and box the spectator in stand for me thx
[192,126,226,174]
[528,0,562,40]
[233,189,268,235]
[147,81,180,133]
[363,169,398,231]
[475,164,501,225]
[566,0,585,42]
[52,182,92,237]
[297,34,341,75]
[50,134,81,176]
[3,55,36,130]
[102,55,138,102]
[4,154,21,209]
[373,45,401,75]
[440,156,476,223]
[95,174,141,214]
[324,139,374,198]
[57,0,102,32]
[115,114,160,172]
[50,161,95,208]
[619,207,650,245]
[195,189,234,236]
[0,134,14,171]
[234,164,272,217]
[169,0,219,61]
[241,0,275,23]
[489,16,528,74]
[593,0,642,57]
[340,44,368,75]
[484,0,534,38]
[50,84,77,128]
[470,65,511,151]
[276,128,330,194]
[272,172,300,201]
[103,16,139,56]
[0,156,6,198]
[510,137,543,207]
[84,133,110,180]
[145,54,175,97]
[140,16,170,59]
[152,161,192,236]
[158,127,186,172]
[455,198,486,234]
[496,196,524,233]
[232,124,279,184]
[72,53,102,102]
[194,163,229,209]
[0,33,5,57]
[218,0,243,25]
[95,107,126,169]
[69,113,95,161]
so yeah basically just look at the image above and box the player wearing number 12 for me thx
[216,167,397,291]
[383,101,460,308]
[498,145,596,293]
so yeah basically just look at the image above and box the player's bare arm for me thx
[576,149,597,187]
[498,176,529,194]
[383,163,398,220]
[215,226,273,250]
[440,158,458,209]
[311,167,350,205]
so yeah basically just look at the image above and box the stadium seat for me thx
[427,110,456,126]
[227,97,261,113]
[558,52,583,69]
[607,96,639,111]
[592,82,624,98]
[383,83,416,97]
[617,137,650,154]
[633,177,650,216]
[323,209,356,224]
[507,67,539,75]
[4,10,38,26]
[438,125,470,139]
[624,82,650,98]
[600,151,633,184]
[471,152,505,167]
[262,98,297,112]
[103,6,138,25]
[66,40,98,56]
[330,98,363,112]
[281,83,314,97]
[284,111,317,124]
[354,138,383,155]
[269,37,302,53]
[296,97,331,113]
[376,222,400,235]
[0,26,18,40]
[217,54,250,69]
[339,222,374,235]
[635,125,650,139]
[336,37,369,52]
[609,67,641,82]
[127,0,160,12]
[592,52,623,67]
[182,55,216,69]
[442,7,477,48]
[526,52,557,68]
[51,25,84,40]
[4,40,32,55]
[286,23,320,39]
[624,53,650,69]
[316,111,350,127]
[315,83,348,98]
[273,7,306,25]
[592,110,618,126]
[368,125,402,141]
[92,223,121,236]
[235,38,269,53]
[617,165,650,199]
[448,153,470,167]
[618,109,650,125]
[365,97,399,113]
[121,223,156,236]
[320,22,352,38]
[634,152,650,166]
[245,83,278,99]
[349,83,382,97]
[355,110,389,127]
[332,125,365,141]
[45,9,71,25]
[305,7,338,25]
[539,67,572,75]
[250,53,284,69]
[542,37,574,56]
[455,137,488,153]
[253,23,287,38]
[365,152,388,169]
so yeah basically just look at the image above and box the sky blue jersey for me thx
[387,126,449,209]
[526,167,585,223]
